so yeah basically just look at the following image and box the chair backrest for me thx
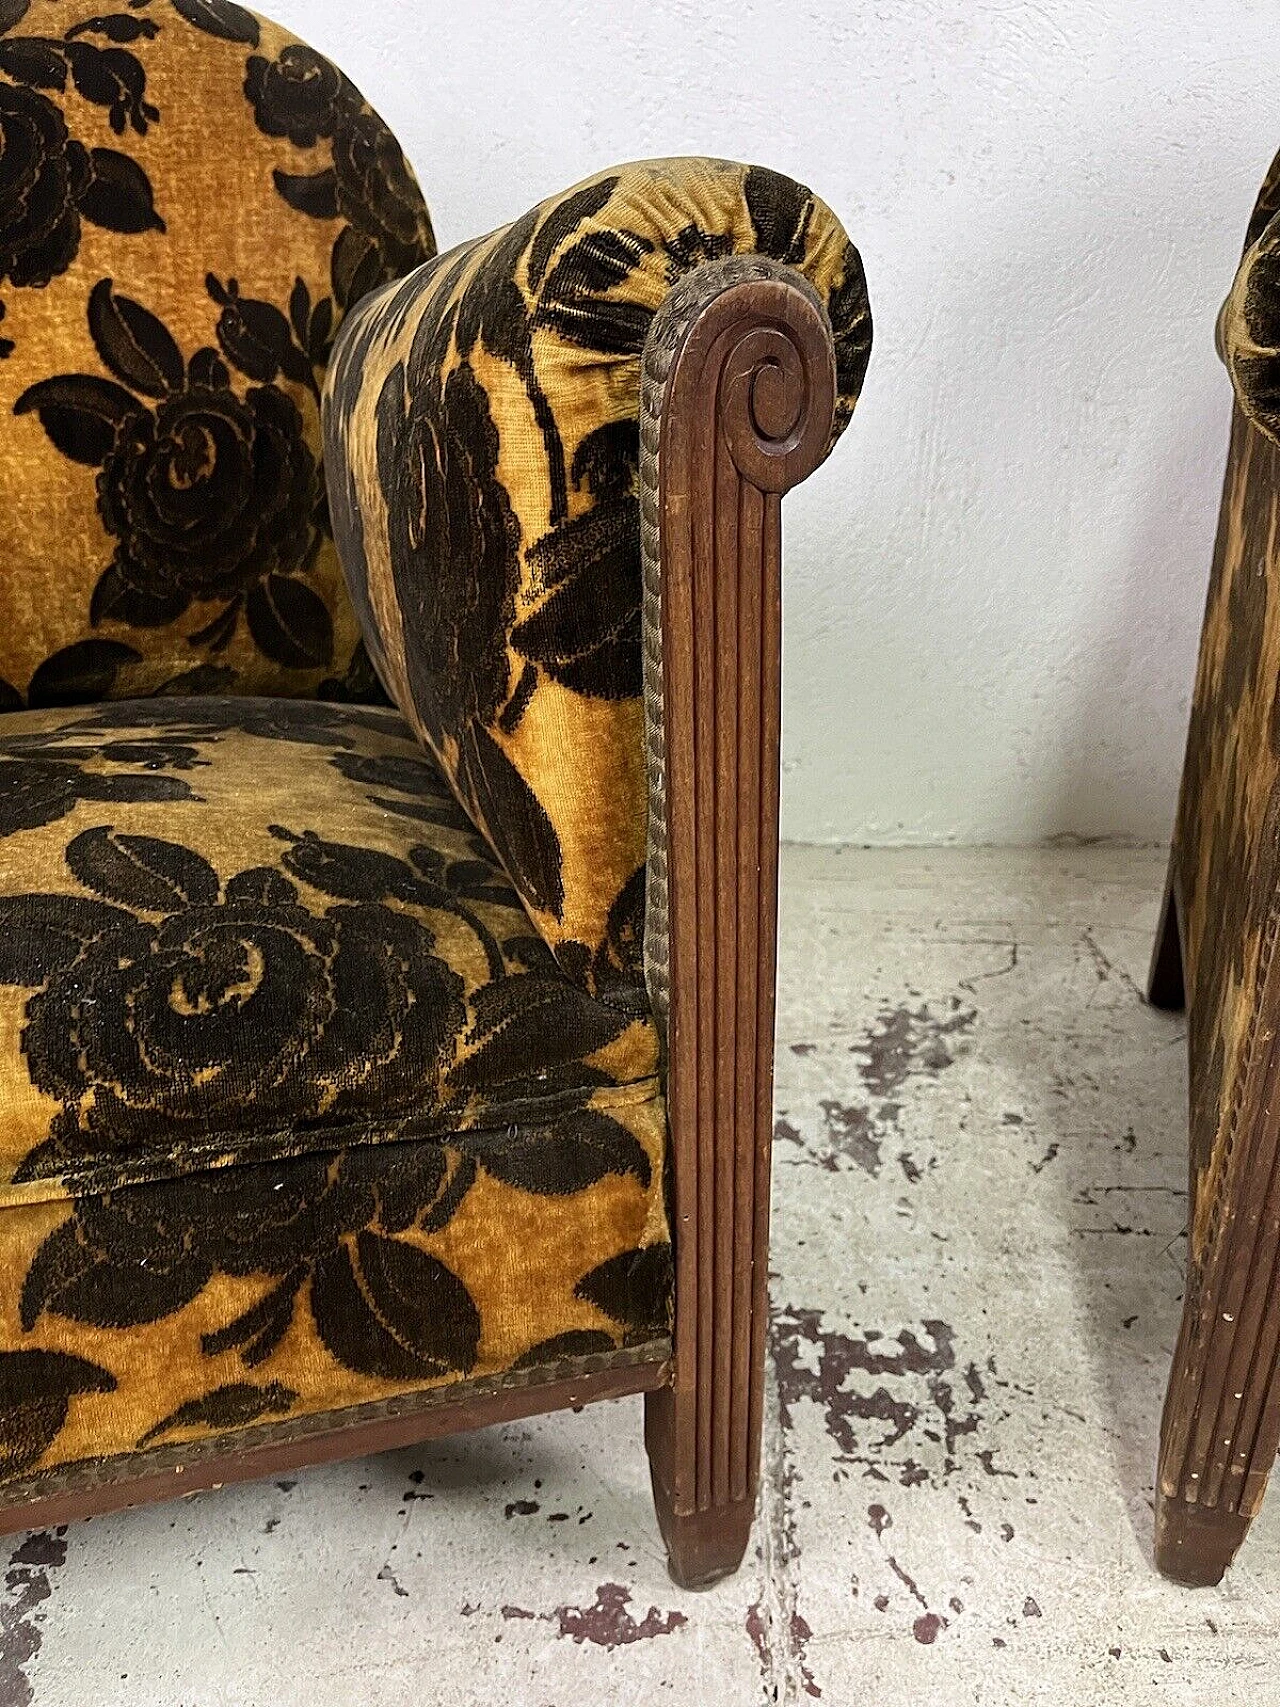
[0,0,435,709]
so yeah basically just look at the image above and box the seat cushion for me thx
[0,1,435,707]
[0,697,668,1490]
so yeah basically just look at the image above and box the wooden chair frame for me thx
[1150,410,1280,1587]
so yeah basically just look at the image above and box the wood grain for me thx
[639,260,837,1589]
[1156,404,1280,1585]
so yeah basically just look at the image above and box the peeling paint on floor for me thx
[11,847,1280,1705]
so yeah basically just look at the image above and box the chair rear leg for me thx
[1148,867,1185,1011]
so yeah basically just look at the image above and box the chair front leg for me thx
[1156,874,1280,1586]
[637,257,841,1589]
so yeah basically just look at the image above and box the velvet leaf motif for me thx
[0,696,669,1481]
[323,156,872,1004]
[0,0,437,703]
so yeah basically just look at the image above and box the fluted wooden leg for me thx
[646,1386,756,1590]
[635,259,848,1591]
[1156,1006,1280,1585]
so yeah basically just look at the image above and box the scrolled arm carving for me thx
[639,257,841,1583]
[720,310,837,492]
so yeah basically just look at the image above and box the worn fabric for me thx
[0,697,668,1486]
[1219,147,1280,448]
[1169,150,1280,1270]
[1169,407,1280,1267]
[322,157,872,996]
[0,0,435,709]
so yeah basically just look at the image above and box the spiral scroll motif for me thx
[722,318,836,492]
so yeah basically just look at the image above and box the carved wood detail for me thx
[638,258,837,1588]
[1156,851,1280,1583]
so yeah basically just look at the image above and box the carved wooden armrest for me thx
[638,257,838,1587]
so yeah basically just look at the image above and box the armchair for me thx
[0,0,870,1590]
[1150,146,1280,1587]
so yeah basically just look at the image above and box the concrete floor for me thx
[6,845,1278,1706]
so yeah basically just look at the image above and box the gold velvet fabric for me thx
[0,0,435,708]
[0,697,668,1488]
[322,158,872,994]
[0,9,873,1506]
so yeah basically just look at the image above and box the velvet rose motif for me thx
[0,10,165,356]
[384,355,520,746]
[0,82,92,290]
[98,377,317,608]
[243,42,341,148]
[247,42,435,304]
[16,279,338,668]
[0,825,466,1180]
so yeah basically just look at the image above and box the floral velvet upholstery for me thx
[322,158,871,990]
[0,0,435,708]
[0,1,868,1506]
[0,697,668,1488]
[1220,146,1280,448]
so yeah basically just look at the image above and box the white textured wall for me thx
[274,0,1277,845]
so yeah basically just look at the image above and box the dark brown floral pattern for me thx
[0,1349,116,1478]
[0,697,652,1198]
[0,826,467,1176]
[245,37,435,306]
[21,1143,484,1384]
[17,279,334,665]
[378,329,565,918]
[100,377,318,604]
[0,740,199,836]
[383,353,518,744]
[0,80,92,292]
[243,40,339,146]
[512,420,642,700]
[325,158,871,1000]
[0,693,667,1451]
[0,0,435,701]
[138,1379,296,1446]
[328,102,430,297]
[0,5,163,355]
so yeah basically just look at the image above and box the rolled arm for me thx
[1218,147,1280,444]
[321,157,871,1007]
